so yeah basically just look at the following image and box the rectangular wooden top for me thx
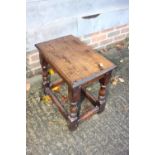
[35,35,116,88]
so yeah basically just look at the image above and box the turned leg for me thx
[39,53,50,94]
[98,72,112,113]
[68,87,81,131]
[77,90,85,118]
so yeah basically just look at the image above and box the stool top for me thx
[35,35,116,88]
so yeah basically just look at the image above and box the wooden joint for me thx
[45,88,69,121]
[78,106,99,123]
[50,79,64,88]
[81,88,99,107]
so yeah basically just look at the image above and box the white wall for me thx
[26,0,129,51]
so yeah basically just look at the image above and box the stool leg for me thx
[68,87,81,131]
[98,72,112,113]
[39,53,50,94]
[77,90,85,118]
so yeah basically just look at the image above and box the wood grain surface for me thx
[35,35,116,87]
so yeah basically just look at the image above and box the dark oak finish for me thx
[79,106,99,123]
[68,86,81,131]
[81,88,99,107]
[45,87,69,120]
[35,35,116,131]
[50,79,64,88]
[39,53,50,94]
[98,72,112,113]
[36,35,116,88]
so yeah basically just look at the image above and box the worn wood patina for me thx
[35,35,116,131]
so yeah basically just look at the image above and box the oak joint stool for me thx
[35,35,116,131]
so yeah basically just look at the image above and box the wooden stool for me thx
[35,35,116,131]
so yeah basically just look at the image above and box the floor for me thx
[26,45,129,155]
